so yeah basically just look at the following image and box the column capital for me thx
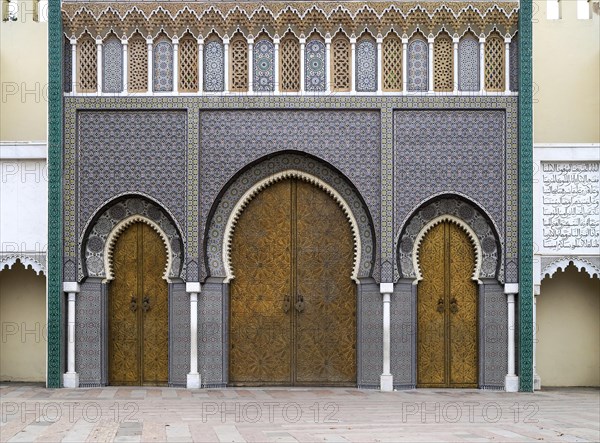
[380,283,394,294]
[63,282,80,293]
[427,36,435,44]
[376,36,383,44]
[96,37,102,45]
[401,37,409,44]
[70,37,77,45]
[479,36,486,43]
[223,36,230,45]
[172,36,179,44]
[504,283,519,294]
[504,36,512,44]
[247,36,255,44]
[350,36,357,44]
[273,37,280,45]
[299,37,306,44]
[146,37,153,45]
[121,36,128,45]
[452,36,460,43]
[186,282,201,293]
[197,36,204,45]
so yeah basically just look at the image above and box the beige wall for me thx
[0,1,48,142]
[533,0,600,143]
[0,261,46,382]
[537,264,600,387]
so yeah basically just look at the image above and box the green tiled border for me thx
[518,1,533,392]
[48,0,63,388]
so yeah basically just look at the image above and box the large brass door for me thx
[417,221,478,388]
[109,222,169,386]
[229,179,356,386]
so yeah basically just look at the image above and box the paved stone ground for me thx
[1,384,598,442]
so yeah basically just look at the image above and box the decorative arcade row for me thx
[65,29,518,95]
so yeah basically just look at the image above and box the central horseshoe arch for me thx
[205,153,375,281]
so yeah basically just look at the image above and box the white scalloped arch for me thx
[412,215,482,283]
[542,258,600,280]
[104,215,173,283]
[223,170,361,283]
[0,256,46,276]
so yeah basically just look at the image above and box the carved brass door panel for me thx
[109,222,168,386]
[417,221,477,388]
[229,179,356,386]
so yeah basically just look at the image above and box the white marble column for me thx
[173,37,179,93]
[380,283,394,391]
[427,36,434,93]
[299,37,306,93]
[186,282,201,389]
[350,37,357,93]
[504,283,519,392]
[122,37,128,94]
[147,37,154,94]
[63,282,80,388]
[401,37,408,92]
[504,36,511,93]
[273,37,280,93]
[325,36,331,91]
[223,36,230,93]
[533,284,541,390]
[197,37,204,93]
[70,38,77,94]
[248,37,254,94]
[376,36,383,94]
[452,36,459,93]
[96,38,103,95]
[479,36,485,93]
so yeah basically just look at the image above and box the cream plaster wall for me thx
[537,265,600,387]
[533,0,600,143]
[0,261,46,382]
[0,155,48,255]
[0,1,48,142]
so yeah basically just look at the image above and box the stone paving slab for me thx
[0,385,598,442]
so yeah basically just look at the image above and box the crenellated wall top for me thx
[62,1,519,40]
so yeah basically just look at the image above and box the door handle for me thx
[295,294,305,313]
[130,296,137,312]
[450,297,458,314]
[283,295,291,313]
[436,298,444,313]
[142,296,151,312]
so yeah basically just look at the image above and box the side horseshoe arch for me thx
[413,215,482,283]
[81,196,184,281]
[205,154,375,281]
[397,197,502,282]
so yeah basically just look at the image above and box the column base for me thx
[534,373,541,391]
[187,372,201,389]
[505,375,519,392]
[380,374,394,392]
[63,372,79,388]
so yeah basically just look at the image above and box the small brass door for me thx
[109,222,168,385]
[417,221,478,388]
[229,179,356,386]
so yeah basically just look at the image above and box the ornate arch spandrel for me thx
[397,197,501,282]
[81,197,184,282]
[205,154,375,282]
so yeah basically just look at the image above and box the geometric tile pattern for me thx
[203,39,224,92]
[459,34,480,92]
[394,110,507,282]
[510,33,519,92]
[153,39,173,92]
[77,110,187,247]
[356,37,377,92]
[305,39,326,92]
[253,38,275,92]
[407,37,428,91]
[102,36,122,93]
